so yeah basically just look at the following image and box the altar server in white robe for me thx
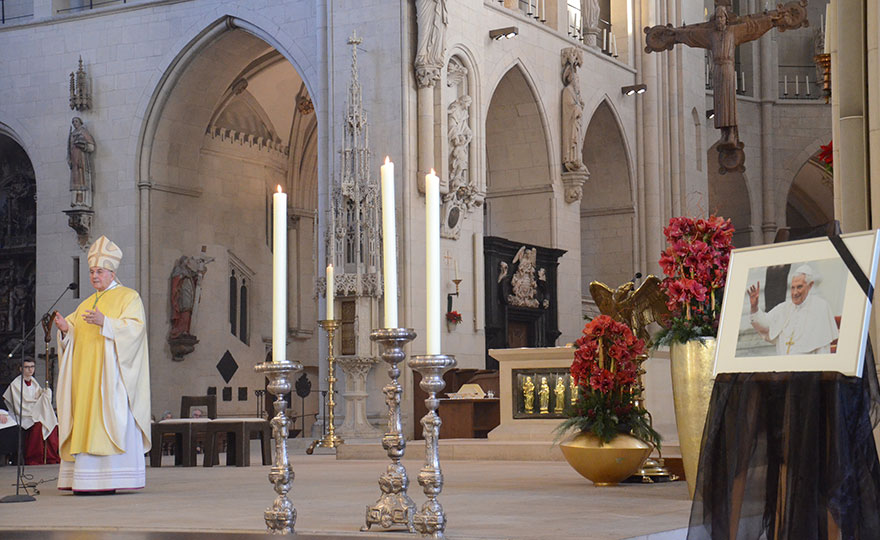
[2,358,60,464]
[748,264,839,355]
[54,236,151,493]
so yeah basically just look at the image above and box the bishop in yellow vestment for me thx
[54,236,151,493]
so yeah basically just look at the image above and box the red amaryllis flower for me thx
[589,369,615,393]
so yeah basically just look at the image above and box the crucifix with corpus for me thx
[644,1,808,174]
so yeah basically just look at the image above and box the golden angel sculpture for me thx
[589,275,670,344]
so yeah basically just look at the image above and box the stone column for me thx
[759,32,776,243]
[833,0,869,232]
[336,355,382,439]
[416,68,440,193]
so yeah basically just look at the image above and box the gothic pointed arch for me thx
[132,16,320,418]
[580,98,637,314]
[484,63,554,246]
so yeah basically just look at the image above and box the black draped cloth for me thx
[687,343,880,540]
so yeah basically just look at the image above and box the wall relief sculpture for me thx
[503,246,549,309]
[168,254,214,361]
[441,57,483,239]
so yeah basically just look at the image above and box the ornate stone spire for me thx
[326,32,382,298]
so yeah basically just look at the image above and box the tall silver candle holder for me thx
[254,359,303,535]
[363,328,417,532]
[408,354,457,539]
[307,319,343,454]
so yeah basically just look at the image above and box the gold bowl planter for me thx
[669,338,716,498]
[559,432,652,486]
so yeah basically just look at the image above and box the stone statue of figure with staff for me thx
[644,1,808,174]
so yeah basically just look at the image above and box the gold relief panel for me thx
[513,368,576,419]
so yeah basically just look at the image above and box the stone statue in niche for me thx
[168,254,214,361]
[561,48,586,174]
[580,0,601,47]
[447,95,472,194]
[644,2,808,173]
[414,0,448,86]
[67,117,95,210]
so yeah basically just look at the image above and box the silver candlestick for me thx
[363,328,417,532]
[254,359,303,535]
[408,354,457,539]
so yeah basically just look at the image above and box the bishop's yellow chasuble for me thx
[57,285,151,462]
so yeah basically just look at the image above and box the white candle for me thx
[795,75,799,95]
[784,75,788,95]
[380,157,398,328]
[426,169,441,354]
[735,71,738,91]
[272,185,287,363]
[326,263,335,320]
[741,71,745,93]
[612,34,618,57]
[806,75,811,95]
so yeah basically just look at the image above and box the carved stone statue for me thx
[414,0,448,87]
[67,117,96,209]
[447,95,472,193]
[644,2,808,173]
[554,377,566,413]
[539,377,550,414]
[581,0,601,47]
[508,246,542,308]
[168,254,214,360]
[561,48,586,173]
[522,375,535,414]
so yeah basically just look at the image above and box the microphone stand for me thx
[1,282,75,504]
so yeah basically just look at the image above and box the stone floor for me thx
[0,442,693,540]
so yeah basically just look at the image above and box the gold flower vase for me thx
[669,338,716,498]
[559,432,651,486]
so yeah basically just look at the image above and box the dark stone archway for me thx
[0,134,37,392]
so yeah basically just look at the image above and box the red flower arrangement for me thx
[445,310,463,324]
[557,315,660,445]
[655,215,734,345]
[817,140,833,175]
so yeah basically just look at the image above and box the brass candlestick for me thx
[363,328,417,532]
[308,319,343,453]
[409,354,457,539]
[254,359,303,534]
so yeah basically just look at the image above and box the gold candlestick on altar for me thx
[307,319,344,453]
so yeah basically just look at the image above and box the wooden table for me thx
[150,418,212,467]
[437,398,500,439]
[203,417,271,467]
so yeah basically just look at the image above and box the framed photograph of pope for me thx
[714,230,880,377]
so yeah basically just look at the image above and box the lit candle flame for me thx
[276,185,282,193]
[429,168,436,176]
[384,156,391,165]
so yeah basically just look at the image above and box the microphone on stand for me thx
[1,281,76,504]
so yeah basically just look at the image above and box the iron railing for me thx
[56,0,126,14]
[1,0,33,24]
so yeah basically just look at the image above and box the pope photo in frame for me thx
[715,230,880,377]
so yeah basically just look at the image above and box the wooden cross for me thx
[443,251,454,267]
[644,1,808,174]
